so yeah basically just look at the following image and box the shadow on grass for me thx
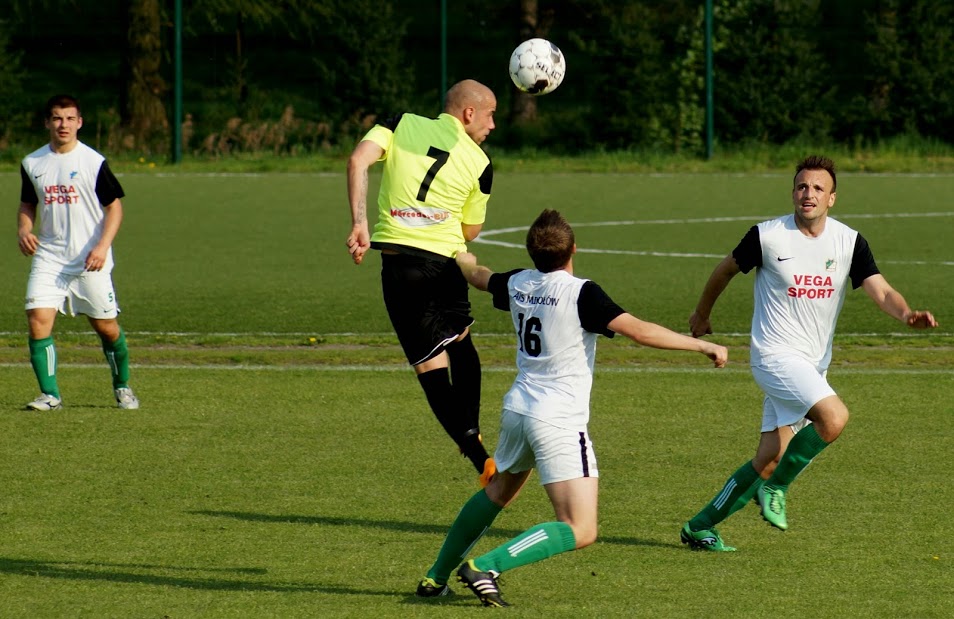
[191,510,674,549]
[0,557,390,595]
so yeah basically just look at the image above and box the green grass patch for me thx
[1,171,950,337]
[3,138,954,174]
[0,167,950,616]
[0,365,950,617]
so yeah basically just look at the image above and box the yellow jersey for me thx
[365,112,493,258]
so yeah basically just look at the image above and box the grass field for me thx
[0,170,951,617]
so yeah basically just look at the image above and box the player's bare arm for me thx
[609,313,728,368]
[455,251,493,291]
[86,199,123,271]
[689,254,742,337]
[861,274,939,329]
[345,140,383,265]
[462,223,483,242]
[17,202,39,256]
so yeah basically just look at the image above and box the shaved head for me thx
[443,79,497,145]
[444,79,495,114]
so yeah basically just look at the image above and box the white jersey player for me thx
[417,209,726,607]
[739,213,878,370]
[681,155,937,552]
[496,268,612,431]
[17,94,140,411]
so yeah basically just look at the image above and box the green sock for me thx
[766,424,829,490]
[688,461,761,530]
[29,336,60,398]
[101,329,130,389]
[726,477,764,516]
[427,490,502,584]
[474,521,576,575]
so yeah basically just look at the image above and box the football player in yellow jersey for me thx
[346,80,497,486]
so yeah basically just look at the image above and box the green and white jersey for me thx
[20,141,125,274]
[732,214,880,370]
[365,112,493,258]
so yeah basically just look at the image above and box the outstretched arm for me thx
[346,140,384,265]
[689,254,742,337]
[861,274,938,328]
[609,313,728,367]
[455,251,494,292]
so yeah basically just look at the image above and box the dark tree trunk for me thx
[235,12,249,106]
[510,0,539,125]
[511,0,555,126]
[121,0,169,153]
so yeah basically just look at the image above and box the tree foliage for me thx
[860,0,954,142]
[0,19,26,149]
[120,0,169,154]
[1,0,951,156]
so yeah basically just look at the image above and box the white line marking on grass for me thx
[0,363,950,375]
[0,331,950,338]
[134,172,343,178]
[475,212,954,266]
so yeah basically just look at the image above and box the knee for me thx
[812,401,850,442]
[485,479,522,509]
[817,416,848,443]
[27,313,54,338]
[90,319,120,342]
[570,523,598,549]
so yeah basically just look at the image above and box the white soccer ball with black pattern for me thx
[509,38,566,96]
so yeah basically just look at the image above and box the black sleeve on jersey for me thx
[731,225,762,274]
[20,165,39,204]
[478,159,493,195]
[848,233,880,289]
[489,269,524,311]
[578,281,626,337]
[95,161,125,206]
[378,113,404,131]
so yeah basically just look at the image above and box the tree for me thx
[510,0,555,126]
[708,0,833,145]
[0,18,26,152]
[862,0,954,141]
[185,0,324,110]
[305,0,413,134]
[575,0,690,152]
[120,0,169,153]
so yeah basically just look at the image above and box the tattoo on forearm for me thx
[354,174,368,224]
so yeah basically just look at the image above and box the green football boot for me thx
[759,485,789,530]
[416,576,451,598]
[680,523,736,552]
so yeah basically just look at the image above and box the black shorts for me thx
[380,251,474,365]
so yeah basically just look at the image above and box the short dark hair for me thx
[45,94,81,119]
[795,155,836,191]
[526,209,575,273]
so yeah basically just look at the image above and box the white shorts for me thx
[25,266,120,319]
[493,409,598,485]
[752,355,835,432]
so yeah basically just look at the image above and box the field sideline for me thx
[0,171,950,617]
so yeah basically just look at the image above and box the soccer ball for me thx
[509,38,566,96]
